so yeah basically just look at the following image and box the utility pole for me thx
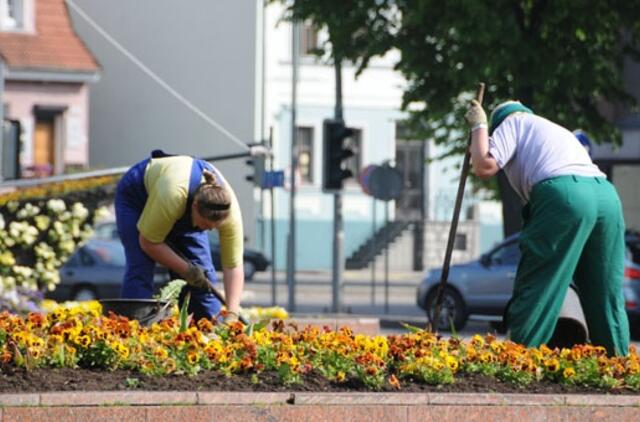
[286,21,300,312]
[331,57,344,313]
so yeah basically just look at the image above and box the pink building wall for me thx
[4,80,90,172]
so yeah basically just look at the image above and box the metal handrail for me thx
[0,166,129,190]
[0,146,272,191]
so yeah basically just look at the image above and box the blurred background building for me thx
[1,0,637,272]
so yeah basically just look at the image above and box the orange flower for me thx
[197,318,215,333]
[388,374,401,389]
[0,345,12,363]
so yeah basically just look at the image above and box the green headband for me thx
[489,101,534,135]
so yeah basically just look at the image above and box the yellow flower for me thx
[154,347,169,360]
[471,334,484,348]
[76,335,91,348]
[445,355,459,371]
[479,352,494,363]
[47,335,64,346]
[544,358,560,373]
[336,371,346,382]
[28,347,44,360]
[164,358,177,373]
[187,350,199,365]
[112,342,130,359]
[563,367,576,378]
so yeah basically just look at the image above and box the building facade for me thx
[0,0,99,179]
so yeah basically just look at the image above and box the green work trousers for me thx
[507,175,629,356]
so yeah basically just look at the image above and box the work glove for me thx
[222,310,240,325]
[464,100,487,129]
[182,263,212,291]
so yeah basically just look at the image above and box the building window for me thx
[453,233,467,251]
[296,126,314,184]
[344,128,362,184]
[299,22,319,56]
[0,0,23,30]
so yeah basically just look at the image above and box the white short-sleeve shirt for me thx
[488,113,605,202]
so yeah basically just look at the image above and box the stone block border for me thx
[1,392,639,421]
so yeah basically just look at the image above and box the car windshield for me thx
[85,241,126,266]
[490,241,521,266]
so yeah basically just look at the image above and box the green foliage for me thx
[77,340,119,370]
[179,292,191,333]
[496,366,534,386]
[125,377,140,389]
[155,279,187,305]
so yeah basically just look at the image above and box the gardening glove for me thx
[465,100,487,130]
[221,310,241,325]
[182,263,211,291]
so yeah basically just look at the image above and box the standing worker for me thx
[115,150,245,322]
[464,100,629,356]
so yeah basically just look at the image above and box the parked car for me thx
[46,239,170,302]
[93,221,270,280]
[417,231,640,332]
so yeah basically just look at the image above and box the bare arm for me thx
[470,127,500,179]
[222,266,244,313]
[139,234,190,275]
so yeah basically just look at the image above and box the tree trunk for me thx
[497,170,523,238]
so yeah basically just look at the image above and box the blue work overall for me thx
[114,150,222,320]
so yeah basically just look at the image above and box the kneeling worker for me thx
[115,150,244,323]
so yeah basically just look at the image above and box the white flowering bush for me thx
[0,182,116,313]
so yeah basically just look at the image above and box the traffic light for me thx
[323,118,355,191]
[245,155,265,187]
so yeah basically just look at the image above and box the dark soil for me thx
[0,367,637,395]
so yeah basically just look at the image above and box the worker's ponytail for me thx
[194,169,232,222]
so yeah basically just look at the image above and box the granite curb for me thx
[0,391,639,407]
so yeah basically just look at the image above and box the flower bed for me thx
[0,178,116,312]
[1,304,640,393]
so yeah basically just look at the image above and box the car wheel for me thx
[425,287,467,332]
[243,261,256,281]
[72,287,97,302]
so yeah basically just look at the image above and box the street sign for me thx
[261,170,285,189]
[359,163,404,201]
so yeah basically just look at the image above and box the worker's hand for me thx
[182,263,211,290]
[465,100,487,128]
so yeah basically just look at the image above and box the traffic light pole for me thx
[331,58,344,314]
[286,21,300,313]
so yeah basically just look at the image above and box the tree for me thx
[275,0,640,236]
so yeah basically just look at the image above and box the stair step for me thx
[346,220,412,269]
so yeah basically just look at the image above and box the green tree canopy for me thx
[276,0,640,233]
[278,0,640,149]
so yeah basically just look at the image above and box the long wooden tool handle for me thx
[431,82,485,331]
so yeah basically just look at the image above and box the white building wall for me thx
[262,4,408,270]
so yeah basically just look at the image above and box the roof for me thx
[0,0,99,74]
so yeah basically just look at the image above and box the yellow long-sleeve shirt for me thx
[137,156,243,269]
